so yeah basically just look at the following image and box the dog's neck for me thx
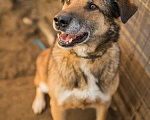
[72,22,120,58]
[72,39,113,58]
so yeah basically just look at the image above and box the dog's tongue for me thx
[60,33,76,42]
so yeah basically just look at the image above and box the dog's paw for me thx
[32,97,46,114]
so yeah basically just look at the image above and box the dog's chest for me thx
[53,59,110,107]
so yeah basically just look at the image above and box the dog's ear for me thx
[117,0,138,23]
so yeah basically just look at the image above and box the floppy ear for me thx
[117,0,138,23]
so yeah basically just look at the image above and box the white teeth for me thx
[66,42,69,44]
[57,33,60,38]
[69,38,73,43]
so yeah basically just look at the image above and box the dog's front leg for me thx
[50,100,66,120]
[96,101,111,120]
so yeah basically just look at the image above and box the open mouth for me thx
[58,32,89,48]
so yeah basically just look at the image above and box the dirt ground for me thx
[0,76,121,120]
[0,0,122,120]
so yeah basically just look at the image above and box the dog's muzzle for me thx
[53,13,89,48]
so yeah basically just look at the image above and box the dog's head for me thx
[53,0,137,49]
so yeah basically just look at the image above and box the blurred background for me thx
[0,0,149,120]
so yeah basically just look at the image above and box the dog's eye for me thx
[84,3,98,11]
[89,4,97,10]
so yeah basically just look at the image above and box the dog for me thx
[32,0,137,120]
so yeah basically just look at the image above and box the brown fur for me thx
[32,0,137,120]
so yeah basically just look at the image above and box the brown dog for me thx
[32,0,137,120]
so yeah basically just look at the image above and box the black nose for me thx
[54,15,72,28]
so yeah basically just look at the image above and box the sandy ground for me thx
[0,0,122,120]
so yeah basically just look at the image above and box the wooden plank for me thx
[112,37,150,120]
[119,38,150,109]
[137,104,150,120]
[112,91,130,119]
[119,66,142,114]
[121,0,150,76]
